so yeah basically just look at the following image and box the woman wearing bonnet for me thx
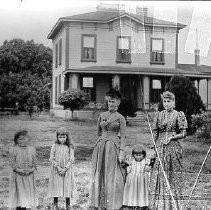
[150,91,188,210]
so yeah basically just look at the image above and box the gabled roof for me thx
[48,10,186,39]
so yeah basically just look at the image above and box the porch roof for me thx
[64,65,211,78]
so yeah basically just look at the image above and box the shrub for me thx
[58,89,90,118]
[159,75,206,135]
[191,112,211,139]
[118,99,137,120]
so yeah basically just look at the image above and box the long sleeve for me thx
[9,147,17,170]
[49,144,58,167]
[177,111,188,130]
[97,114,102,137]
[31,147,37,170]
[152,111,159,141]
[171,111,188,140]
[125,157,132,174]
[65,147,74,169]
[119,114,126,151]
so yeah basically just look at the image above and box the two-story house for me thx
[48,7,211,118]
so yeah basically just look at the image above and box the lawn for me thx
[0,114,211,209]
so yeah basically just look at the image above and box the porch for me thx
[59,65,211,111]
[63,72,171,110]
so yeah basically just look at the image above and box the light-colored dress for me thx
[123,157,150,207]
[48,143,74,198]
[150,110,187,210]
[91,111,126,210]
[8,145,37,209]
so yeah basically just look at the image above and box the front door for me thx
[121,75,138,109]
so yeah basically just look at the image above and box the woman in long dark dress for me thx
[91,89,126,210]
[150,91,188,210]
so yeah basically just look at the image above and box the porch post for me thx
[69,73,80,89]
[208,78,211,110]
[197,79,200,94]
[143,76,150,110]
[112,74,120,90]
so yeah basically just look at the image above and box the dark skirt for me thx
[91,136,126,210]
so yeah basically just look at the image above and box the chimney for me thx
[96,3,125,13]
[194,49,200,66]
[136,7,148,17]
[195,28,200,66]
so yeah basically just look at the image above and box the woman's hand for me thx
[119,150,125,163]
[58,168,67,176]
[163,136,173,145]
[57,166,63,173]
[100,119,108,127]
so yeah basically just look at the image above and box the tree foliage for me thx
[58,89,90,117]
[118,99,137,120]
[158,75,206,134]
[0,39,52,112]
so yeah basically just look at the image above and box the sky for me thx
[0,0,211,65]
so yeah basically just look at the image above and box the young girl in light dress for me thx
[48,127,75,210]
[8,130,37,210]
[123,145,151,210]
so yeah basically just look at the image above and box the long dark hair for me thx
[55,127,74,149]
[14,130,28,145]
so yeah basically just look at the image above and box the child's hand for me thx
[145,165,151,172]
[23,168,35,175]
[15,168,28,175]
[22,169,31,175]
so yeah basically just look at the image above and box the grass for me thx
[0,114,211,209]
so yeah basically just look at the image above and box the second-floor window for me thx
[81,35,96,62]
[116,36,131,63]
[151,38,164,64]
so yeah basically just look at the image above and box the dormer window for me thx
[81,35,96,62]
[150,38,165,64]
[116,36,131,63]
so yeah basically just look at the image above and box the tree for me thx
[118,99,137,122]
[0,39,52,112]
[159,75,206,134]
[58,89,90,118]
